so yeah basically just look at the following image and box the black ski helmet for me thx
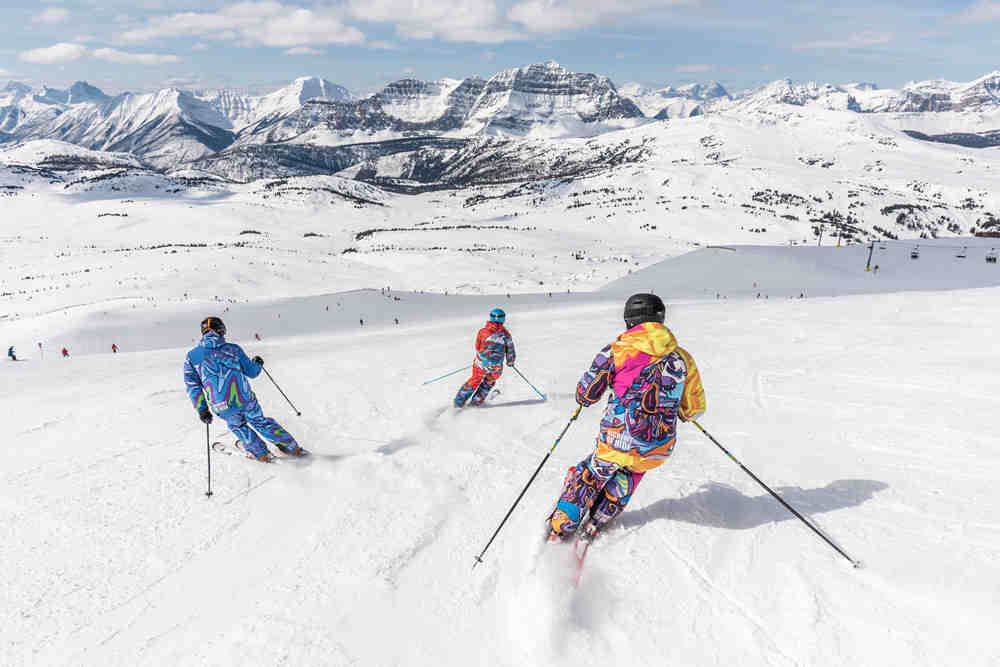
[201,316,226,336]
[623,293,666,329]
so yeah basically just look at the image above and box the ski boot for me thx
[252,450,274,463]
[577,519,599,544]
[277,443,309,457]
[546,509,575,543]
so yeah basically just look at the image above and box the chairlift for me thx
[910,246,920,260]
[987,249,998,264]
[956,246,967,259]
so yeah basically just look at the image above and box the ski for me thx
[543,518,600,587]
[211,440,309,463]
[572,521,599,586]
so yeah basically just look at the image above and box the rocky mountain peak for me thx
[67,82,109,105]
[4,81,31,95]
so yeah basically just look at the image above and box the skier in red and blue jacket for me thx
[454,308,516,407]
[183,316,305,462]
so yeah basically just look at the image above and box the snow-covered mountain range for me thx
[2,63,999,173]
[719,71,1000,116]
[618,81,730,119]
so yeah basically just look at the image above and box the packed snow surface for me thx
[3,237,1000,665]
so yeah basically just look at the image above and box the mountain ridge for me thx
[2,65,999,174]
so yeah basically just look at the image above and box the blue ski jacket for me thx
[183,331,261,415]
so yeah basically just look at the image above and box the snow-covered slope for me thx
[0,81,66,135]
[199,76,352,131]
[2,267,999,666]
[4,96,999,305]
[11,88,234,169]
[620,80,729,118]
[0,139,145,171]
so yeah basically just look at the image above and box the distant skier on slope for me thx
[454,308,516,408]
[183,316,305,462]
[7,346,15,361]
[61,347,69,358]
[547,294,706,542]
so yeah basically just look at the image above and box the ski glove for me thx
[252,355,264,366]
[199,409,213,424]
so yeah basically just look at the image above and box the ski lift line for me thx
[873,240,996,251]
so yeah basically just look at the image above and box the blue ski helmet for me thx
[489,308,506,323]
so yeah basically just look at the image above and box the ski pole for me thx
[511,365,547,401]
[473,404,583,568]
[262,367,302,416]
[691,420,862,568]
[205,422,213,498]
[422,365,472,385]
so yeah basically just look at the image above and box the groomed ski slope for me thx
[3,279,1000,666]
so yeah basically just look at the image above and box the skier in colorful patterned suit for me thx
[183,316,305,462]
[454,308,516,407]
[548,294,706,540]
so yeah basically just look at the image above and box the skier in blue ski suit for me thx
[183,316,302,461]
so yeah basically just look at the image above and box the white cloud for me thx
[283,46,324,55]
[33,8,70,24]
[19,43,88,65]
[19,43,180,66]
[122,2,364,47]
[796,31,892,50]
[92,48,181,65]
[349,0,522,43]
[951,1,1000,24]
[507,0,696,33]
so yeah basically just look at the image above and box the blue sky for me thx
[3,1,999,95]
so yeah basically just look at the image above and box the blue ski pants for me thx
[220,399,298,457]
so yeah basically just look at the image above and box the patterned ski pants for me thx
[454,366,500,407]
[549,452,645,536]
[220,399,298,457]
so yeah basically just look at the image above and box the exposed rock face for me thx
[230,61,641,146]
[903,129,1000,149]
[465,61,643,133]
[191,137,467,183]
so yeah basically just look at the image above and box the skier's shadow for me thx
[619,479,888,530]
